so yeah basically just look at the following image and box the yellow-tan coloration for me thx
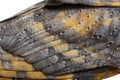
[94,70,119,80]
[103,11,112,26]
[110,2,120,6]
[80,43,107,62]
[23,39,63,56]
[46,39,63,46]
[52,0,120,6]
[0,70,16,78]
[96,0,106,6]
[54,43,69,52]
[12,61,33,71]
[0,0,120,80]
[0,61,2,69]
[0,70,46,79]
[0,78,12,80]
[56,11,65,19]
[0,60,34,71]
[63,15,79,29]
[63,79,72,80]
[78,10,98,36]
[0,53,23,61]
[56,73,73,79]
[103,18,112,26]
[63,49,79,58]
[0,70,74,79]
[43,35,58,43]
[27,71,46,79]
[0,47,23,61]
[63,10,99,37]
[92,0,120,6]
[29,22,44,31]
[72,56,85,64]
[79,42,113,67]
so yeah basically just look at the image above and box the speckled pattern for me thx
[0,0,120,80]
[46,0,120,6]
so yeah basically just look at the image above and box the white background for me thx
[0,0,119,80]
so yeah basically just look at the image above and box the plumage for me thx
[0,0,120,80]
